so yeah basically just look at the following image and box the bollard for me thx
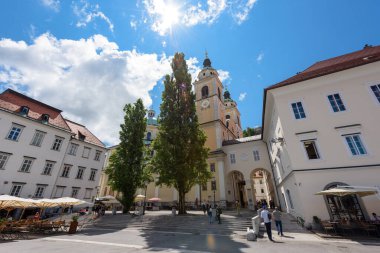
[251,215,261,235]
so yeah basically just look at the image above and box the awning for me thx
[315,187,378,197]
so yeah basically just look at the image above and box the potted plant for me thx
[68,215,79,234]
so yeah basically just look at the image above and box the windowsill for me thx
[75,178,83,180]
[68,154,77,156]
[61,176,70,178]
[6,138,19,142]
[18,171,31,173]
[41,173,52,176]
[30,144,42,147]
[82,157,89,159]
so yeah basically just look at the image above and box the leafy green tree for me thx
[243,126,262,137]
[243,127,255,137]
[106,99,147,213]
[153,52,210,214]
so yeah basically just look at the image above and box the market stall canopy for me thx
[50,197,86,207]
[0,195,36,210]
[96,195,120,204]
[34,198,60,208]
[315,187,378,197]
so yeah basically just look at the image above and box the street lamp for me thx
[143,180,149,215]
[211,177,216,207]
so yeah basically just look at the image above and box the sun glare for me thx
[160,3,180,34]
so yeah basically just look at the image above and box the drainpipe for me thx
[262,140,282,211]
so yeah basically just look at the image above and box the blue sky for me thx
[0,0,380,146]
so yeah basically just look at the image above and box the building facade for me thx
[0,89,107,202]
[263,45,380,224]
[100,46,380,226]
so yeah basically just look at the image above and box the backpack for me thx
[268,213,272,220]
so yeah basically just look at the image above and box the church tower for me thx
[195,53,231,150]
[193,53,241,208]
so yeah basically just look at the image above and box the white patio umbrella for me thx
[315,187,378,197]
[0,195,36,218]
[50,197,86,207]
[134,195,145,202]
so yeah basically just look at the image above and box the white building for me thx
[263,45,380,224]
[0,89,107,202]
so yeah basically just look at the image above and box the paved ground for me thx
[1,209,379,253]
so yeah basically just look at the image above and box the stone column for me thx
[217,160,226,208]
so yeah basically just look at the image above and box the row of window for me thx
[0,152,97,180]
[291,85,380,119]
[9,183,93,199]
[6,123,102,160]
[229,150,260,164]
[301,133,367,160]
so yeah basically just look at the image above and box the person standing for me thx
[236,200,240,216]
[260,206,273,241]
[207,206,213,224]
[202,202,206,215]
[272,207,284,236]
[216,205,222,224]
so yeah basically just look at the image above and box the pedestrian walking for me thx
[216,205,222,224]
[207,206,213,224]
[202,202,206,215]
[260,206,273,241]
[272,207,284,236]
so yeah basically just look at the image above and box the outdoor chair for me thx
[338,220,354,236]
[357,221,379,236]
[321,220,336,234]
[77,216,95,232]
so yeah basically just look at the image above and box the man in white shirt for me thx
[260,206,273,241]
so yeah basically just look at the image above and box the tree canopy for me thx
[106,99,147,213]
[152,52,210,214]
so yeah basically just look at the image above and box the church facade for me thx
[100,45,380,226]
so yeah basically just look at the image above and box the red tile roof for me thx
[0,89,71,131]
[65,119,105,148]
[267,45,380,90]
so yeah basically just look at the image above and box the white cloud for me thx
[256,52,264,63]
[183,0,227,26]
[161,41,166,47]
[142,0,256,36]
[0,33,171,145]
[218,70,230,83]
[41,0,60,12]
[239,92,247,101]
[73,0,114,32]
[231,0,258,24]
[130,19,137,30]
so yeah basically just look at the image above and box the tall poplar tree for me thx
[153,52,210,214]
[106,99,146,213]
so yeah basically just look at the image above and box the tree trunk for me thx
[178,190,187,215]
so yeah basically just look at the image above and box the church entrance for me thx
[229,171,247,208]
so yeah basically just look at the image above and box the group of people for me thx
[201,202,223,224]
[260,206,284,241]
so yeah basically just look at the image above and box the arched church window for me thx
[201,86,209,98]
[226,115,230,120]
[147,132,152,141]
[218,88,221,100]
[226,121,229,128]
